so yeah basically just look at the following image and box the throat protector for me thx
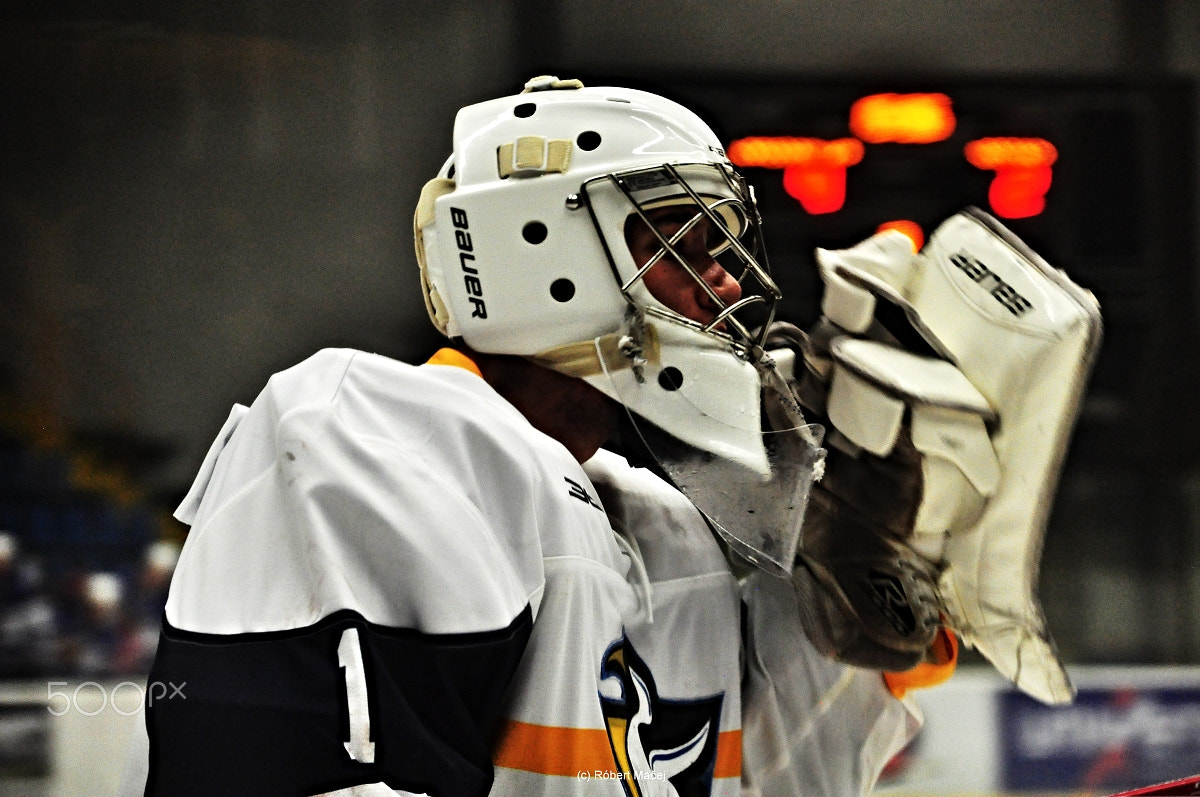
[603,328,826,578]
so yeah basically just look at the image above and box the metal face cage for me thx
[582,162,782,362]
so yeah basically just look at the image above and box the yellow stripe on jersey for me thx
[493,719,742,779]
[493,721,615,776]
[425,347,483,378]
[713,729,742,779]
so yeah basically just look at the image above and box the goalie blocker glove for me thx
[773,208,1100,705]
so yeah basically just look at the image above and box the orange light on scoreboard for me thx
[727,136,865,169]
[876,220,925,252]
[964,136,1058,169]
[728,137,864,214]
[965,137,1058,219]
[849,93,956,144]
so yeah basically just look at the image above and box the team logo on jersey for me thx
[598,635,723,797]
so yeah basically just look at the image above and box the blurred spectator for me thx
[114,539,181,674]
[0,532,60,677]
[138,539,179,618]
[0,527,181,677]
[72,571,126,676]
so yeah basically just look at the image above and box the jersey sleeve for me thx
[144,607,531,797]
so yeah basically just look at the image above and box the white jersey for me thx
[127,348,917,797]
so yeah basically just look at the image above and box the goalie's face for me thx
[625,207,744,327]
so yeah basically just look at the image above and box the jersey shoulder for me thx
[168,349,618,636]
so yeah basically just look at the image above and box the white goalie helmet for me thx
[415,76,780,459]
[415,77,824,573]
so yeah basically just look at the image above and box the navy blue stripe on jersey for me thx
[143,607,532,797]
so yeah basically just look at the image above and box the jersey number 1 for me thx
[338,627,376,764]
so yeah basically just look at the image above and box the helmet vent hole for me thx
[514,102,536,118]
[550,279,575,302]
[522,221,548,244]
[658,367,684,392]
[577,131,601,151]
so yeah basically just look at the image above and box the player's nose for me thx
[697,261,742,323]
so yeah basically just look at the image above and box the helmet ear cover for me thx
[414,177,457,336]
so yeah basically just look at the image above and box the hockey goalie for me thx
[126,74,1100,797]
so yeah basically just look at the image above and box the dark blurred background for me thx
[1,0,1198,684]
